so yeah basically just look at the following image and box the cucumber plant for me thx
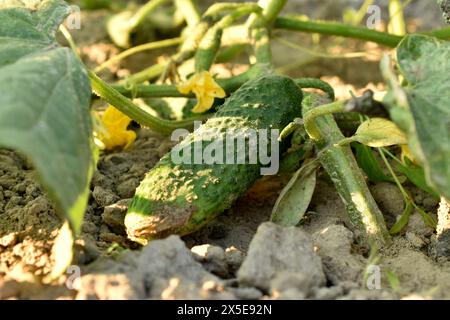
[0,0,449,259]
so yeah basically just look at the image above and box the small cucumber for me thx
[125,74,302,243]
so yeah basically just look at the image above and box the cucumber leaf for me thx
[353,143,395,183]
[389,201,413,235]
[353,118,407,147]
[394,35,450,199]
[0,0,94,233]
[271,160,318,226]
[396,158,440,199]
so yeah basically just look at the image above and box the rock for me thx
[406,213,434,238]
[91,171,114,190]
[157,141,176,158]
[270,272,315,297]
[160,278,235,300]
[75,235,102,264]
[405,232,426,249]
[116,178,139,199]
[0,232,18,247]
[225,246,245,275]
[75,251,144,300]
[92,186,119,207]
[102,199,130,234]
[339,288,396,300]
[312,225,366,284]
[273,288,307,300]
[6,195,22,209]
[237,222,325,291]
[371,182,404,225]
[25,184,40,197]
[137,236,231,299]
[13,182,27,194]
[81,221,97,234]
[76,273,145,300]
[191,244,228,278]
[25,196,50,215]
[422,196,439,212]
[228,287,263,300]
[312,286,344,300]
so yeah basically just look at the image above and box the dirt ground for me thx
[1,2,449,300]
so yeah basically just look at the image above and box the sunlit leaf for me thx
[354,118,407,147]
[43,221,74,283]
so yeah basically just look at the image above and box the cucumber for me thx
[125,74,303,244]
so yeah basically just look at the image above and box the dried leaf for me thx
[271,160,318,226]
[354,118,407,147]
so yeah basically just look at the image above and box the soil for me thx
[1,2,449,300]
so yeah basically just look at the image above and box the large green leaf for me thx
[394,35,450,199]
[0,0,94,233]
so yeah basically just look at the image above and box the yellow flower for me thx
[98,106,136,150]
[176,71,226,113]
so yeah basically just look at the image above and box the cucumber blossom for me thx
[125,74,303,244]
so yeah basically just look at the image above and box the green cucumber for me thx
[125,74,302,244]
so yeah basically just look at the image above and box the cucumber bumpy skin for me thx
[125,75,303,244]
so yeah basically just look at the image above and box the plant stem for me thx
[215,43,248,63]
[351,0,375,25]
[275,16,402,47]
[89,70,207,135]
[303,100,345,140]
[195,5,261,72]
[423,27,450,39]
[295,78,335,100]
[302,94,391,247]
[59,25,80,58]
[112,65,263,98]
[247,0,288,66]
[260,0,287,25]
[123,63,166,85]
[275,16,450,47]
[129,0,170,30]
[388,0,407,35]
[95,37,182,73]
[378,148,437,228]
[174,0,201,27]
[251,26,272,65]
[204,3,254,18]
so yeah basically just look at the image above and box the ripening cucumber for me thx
[125,74,303,244]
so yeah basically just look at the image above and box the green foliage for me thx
[353,143,395,183]
[393,35,450,199]
[389,201,413,234]
[396,158,440,199]
[352,118,407,147]
[0,0,95,233]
